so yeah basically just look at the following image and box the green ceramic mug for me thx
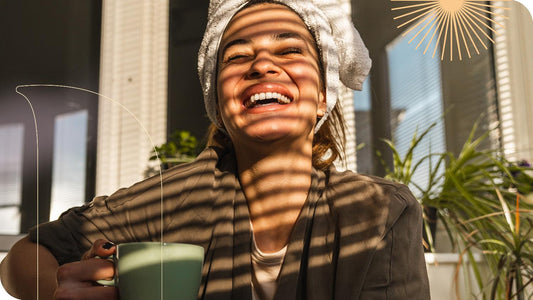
[97,242,204,300]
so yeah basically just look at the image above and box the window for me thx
[0,1,101,235]
[50,110,89,220]
[382,22,499,252]
[386,33,446,193]
[0,124,24,235]
[353,79,373,174]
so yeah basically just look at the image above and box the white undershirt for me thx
[251,233,287,300]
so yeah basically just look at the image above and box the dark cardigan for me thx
[30,147,430,299]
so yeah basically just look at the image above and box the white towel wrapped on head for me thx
[198,0,371,132]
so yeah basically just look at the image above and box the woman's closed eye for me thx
[225,53,251,63]
[279,47,303,56]
[222,45,305,64]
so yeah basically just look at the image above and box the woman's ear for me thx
[317,91,327,117]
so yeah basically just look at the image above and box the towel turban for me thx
[198,0,371,132]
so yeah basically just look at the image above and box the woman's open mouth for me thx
[244,92,292,108]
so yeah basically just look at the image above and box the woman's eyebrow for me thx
[273,32,305,41]
[220,39,249,56]
[221,38,249,56]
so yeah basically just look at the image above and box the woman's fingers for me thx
[55,258,118,299]
[53,239,118,299]
[57,258,115,283]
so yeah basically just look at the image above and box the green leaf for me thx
[495,188,515,233]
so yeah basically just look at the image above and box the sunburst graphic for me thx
[391,0,511,61]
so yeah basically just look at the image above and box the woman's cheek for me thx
[218,69,243,99]
[286,62,321,87]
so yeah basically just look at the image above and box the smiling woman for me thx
[1,0,430,299]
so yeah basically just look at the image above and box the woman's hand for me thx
[54,239,118,300]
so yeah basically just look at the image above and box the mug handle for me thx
[94,255,117,286]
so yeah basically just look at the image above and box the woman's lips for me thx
[242,83,293,109]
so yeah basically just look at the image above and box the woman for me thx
[0,0,430,299]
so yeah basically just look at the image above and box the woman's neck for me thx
[234,140,313,253]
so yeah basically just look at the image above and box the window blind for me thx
[387,33,446,194]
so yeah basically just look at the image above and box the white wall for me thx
[96,0,169,196]
[494,1,533,162]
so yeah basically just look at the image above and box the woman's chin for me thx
[241,123,313,145]
[224,115,316,148]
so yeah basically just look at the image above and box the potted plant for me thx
[381,121,533,299]
[145,130,199,177]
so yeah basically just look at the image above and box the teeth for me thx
[249,92,291,105]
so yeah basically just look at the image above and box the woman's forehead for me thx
[221,3,315,46]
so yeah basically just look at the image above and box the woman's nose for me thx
[246,51,280,79]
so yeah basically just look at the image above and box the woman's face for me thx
[216,3,326,148]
